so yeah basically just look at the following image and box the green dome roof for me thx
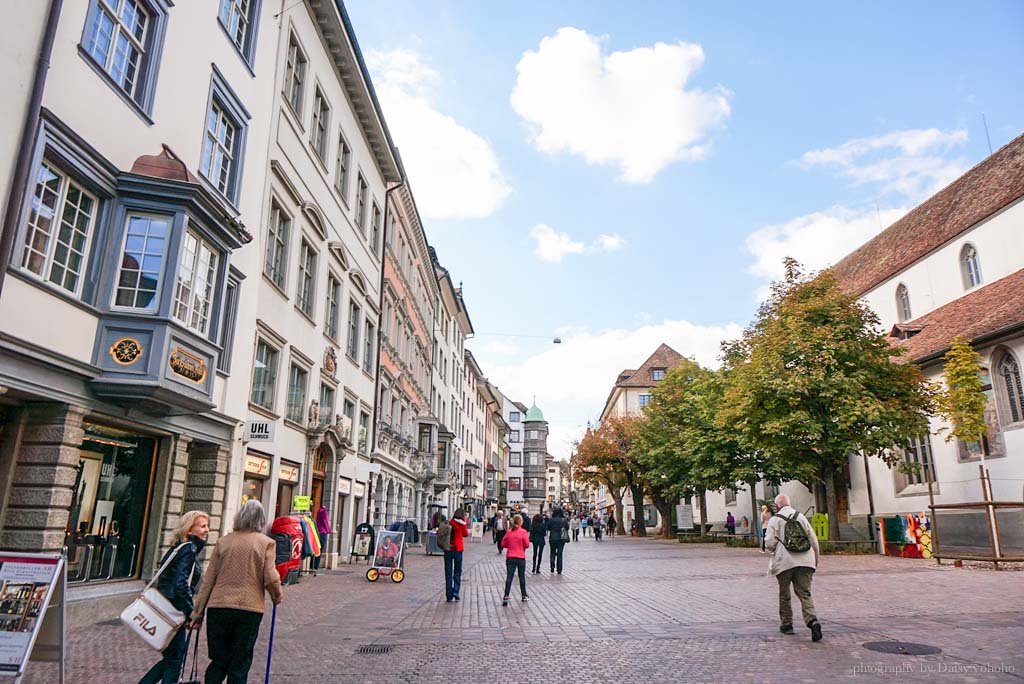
[525,403,545,422]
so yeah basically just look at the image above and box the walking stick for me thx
[265,603,278,684]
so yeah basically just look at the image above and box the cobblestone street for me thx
[23,534,1024,683]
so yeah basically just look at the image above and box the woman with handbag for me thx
[139,510,209,684]
[529,513,546,574]
[190,499,283,684]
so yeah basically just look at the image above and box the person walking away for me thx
[581,515,588,537]
[190,500,282,683]
[765,494,823,642]
[570,514,580,542]
[548,508,570,574]
[529,513,547,573]
[445,509,470,602]
[139,511,208,684]
[500,515,531,605]
[726,512,736,535]
[313,504,331,574]
[608,515,617,538]
[521,509,532,533]
[593,515,603,542]
[760,505,772,553]
[493,510,507,554]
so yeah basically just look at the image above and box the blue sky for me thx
[347,1,1024,456]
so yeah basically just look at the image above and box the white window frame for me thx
[172,229,220,336]
[325,273,341,340]
[285,361,309,424]
[263,200,290,289]
[295,238,317,317]
[84,0,151,98]
[896,283,912,323]
[334,131,350,200]
[960,243,983,289]
[111,212,172,313]
[310,86,331,161]
[250,337,280,411]
[200,98,238,197]
[283,33,306,114]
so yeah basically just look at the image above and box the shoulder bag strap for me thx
[142,542,188,593]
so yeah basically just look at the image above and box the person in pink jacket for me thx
[500,514,531,606]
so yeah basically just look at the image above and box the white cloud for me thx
[529,225,627,263]
[744,205,909,300]
[510,27,731,183]
[480,319,743,459]
[367,49,511,220]
[800,128,969,198]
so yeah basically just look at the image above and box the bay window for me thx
[173,231,219,335]
[114,214,170,311]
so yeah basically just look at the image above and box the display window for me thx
[66,424,157,582]
[241,453,270,507]
[275,461,300,517]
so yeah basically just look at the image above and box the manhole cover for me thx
[862,641,942,656]
[355,644,393,655]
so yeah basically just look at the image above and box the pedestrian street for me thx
[23,534,1024,683]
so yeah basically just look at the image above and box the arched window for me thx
[960,244,983,289]
[896,283,912,322]
[996,350,1024,424]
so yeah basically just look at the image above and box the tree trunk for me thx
[629,482,647,537]
[653,495,674,539]
[698,488,709,539]
[824,469,841,540]
[607,483,625,530]
[748,478,760,542]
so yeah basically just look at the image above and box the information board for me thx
[676,504,694,530]
[0,553,65,682]
[470,521,485,541]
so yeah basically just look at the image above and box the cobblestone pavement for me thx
[24,534,1024,683]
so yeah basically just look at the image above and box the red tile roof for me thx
[615,344,684,388]
[893,269,1024,362]
[832,132,1024,296]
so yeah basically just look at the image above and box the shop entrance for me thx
[311,446,328,513]
[67,424,157,582]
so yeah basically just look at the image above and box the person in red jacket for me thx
[499,514,531,606]
[445,509,470,602]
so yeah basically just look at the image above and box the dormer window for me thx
[652,369,666,381]
[896,283,912,323]
[960,244,982,289]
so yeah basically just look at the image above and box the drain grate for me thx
[862,641,942,656]
[355,644,393,655]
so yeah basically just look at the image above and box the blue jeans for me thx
[444,550,463,599]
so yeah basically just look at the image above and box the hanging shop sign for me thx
[168,348,206,383]
[0,553,67,683]
[109,338,143,366]
[278,463,300,483]
[338,477,352,496]
[245,454,271,477]
[245,420,276,443]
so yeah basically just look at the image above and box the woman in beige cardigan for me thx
[190,500,283,683]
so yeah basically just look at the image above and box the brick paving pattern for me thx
[23,535,1024,682]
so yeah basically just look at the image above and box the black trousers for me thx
[139,624,187,683]
[205,607,263,684]
[494,529,506,551]
[549,540,566,573]
[572,529,579,541]
[531,542,545,571]
[503,558,527,598]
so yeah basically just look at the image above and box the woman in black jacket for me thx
[139,510,209,684]
[529,514,547,574]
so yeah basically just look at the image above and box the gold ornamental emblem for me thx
[110,338,144,365]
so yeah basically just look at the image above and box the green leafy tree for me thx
[719,259,935,540]
[936,336,988,450]
[573,416,648,536]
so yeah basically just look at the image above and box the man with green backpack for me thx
[764,494,823,642]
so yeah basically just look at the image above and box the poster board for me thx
[676,504,694,530]
[371,531,405,570]
[0,553,65,683]
[352,523,374,561]
[470,521,485,542]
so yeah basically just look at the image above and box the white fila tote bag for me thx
[120,543,193,651]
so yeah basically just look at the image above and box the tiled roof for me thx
[832,132,1024,296]
[893,269,1024,362]
[615,344,684,388]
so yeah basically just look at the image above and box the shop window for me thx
[241,453,269,507]
[66,424,157,582]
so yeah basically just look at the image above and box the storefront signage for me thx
[109,338,143,366]
[245,421,276,443]
[0,553,65,680]
[354,482,365,498]
[338,477,352,496]
[292,495,311,512]
[244,454,270,477]
[168,347,206,383]
[278,463,299,483]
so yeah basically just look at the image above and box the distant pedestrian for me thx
[760,505,772,553]
[726,512,736,535]
[521,509,532,532]
[608,515,617,538]
[493,510,507,554]
[765,494,822,642]
[190,501,282,684]
[570,514,580,542]
[581,515,588,537]
[139,510,208,684]
[592,515,603,542]
[445,509,470,602]
[529,514,547,573]
[500,514,531,605]
[548,508,570,574]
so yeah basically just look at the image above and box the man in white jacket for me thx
[764,494,823,642]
